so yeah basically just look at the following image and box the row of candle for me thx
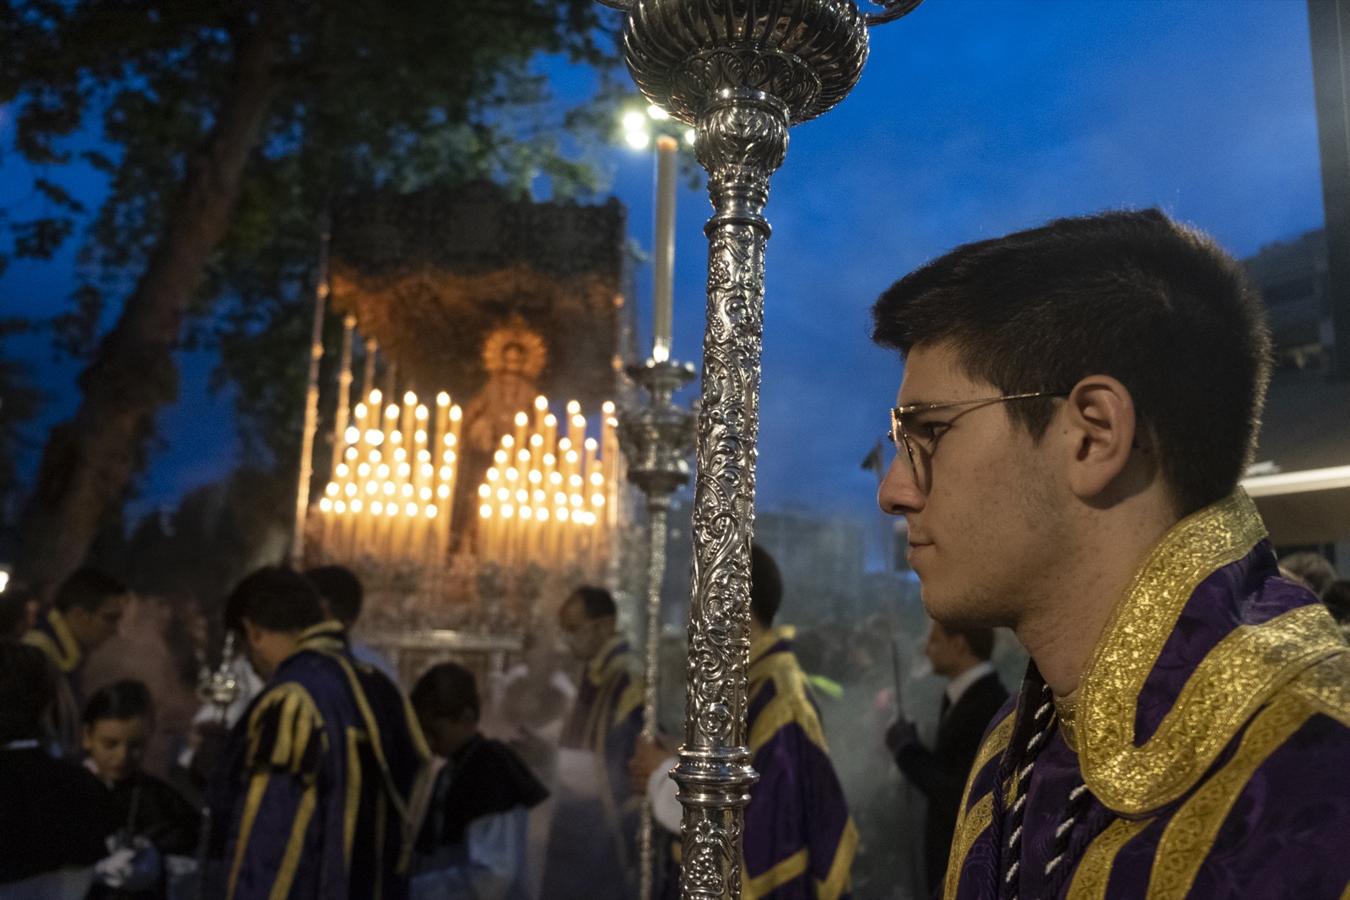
[316,387,462,568]
[475,395,620,570]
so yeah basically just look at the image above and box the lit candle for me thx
[653,135,678,362]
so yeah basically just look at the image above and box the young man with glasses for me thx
[872,209,1350,899]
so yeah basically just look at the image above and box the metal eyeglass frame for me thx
[888,390,1068,478]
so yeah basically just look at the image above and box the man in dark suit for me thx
[886,620,1008,898]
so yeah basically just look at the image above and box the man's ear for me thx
[241,617,265,647]
[1061,375,1139,501]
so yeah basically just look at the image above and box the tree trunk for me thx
[15,8,284,595]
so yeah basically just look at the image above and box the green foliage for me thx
[1,0,626,468]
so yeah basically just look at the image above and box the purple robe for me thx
[206,621,432,900]
[22,608,86,755]
[943,491,1350,899]
[666,629,857,899]
[543,636,644,900]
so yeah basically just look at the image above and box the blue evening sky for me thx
[0,1,1325,561]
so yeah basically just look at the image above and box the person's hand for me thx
[884,717,919,753]
[628,734,674,794]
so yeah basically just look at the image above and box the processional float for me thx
[595,2,923,898]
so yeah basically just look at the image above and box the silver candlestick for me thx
[617,356,697,900]
[595,3,923,898]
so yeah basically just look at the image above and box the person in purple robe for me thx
[204,566,433,900]
[633,544,858,899]
[22,566,130,756]
[870,208,1350,899]
[542,585,644,900]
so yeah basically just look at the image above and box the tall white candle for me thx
[653,135,678,361]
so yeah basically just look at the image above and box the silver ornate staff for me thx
[618,356,697,900]
[594,3,923,898]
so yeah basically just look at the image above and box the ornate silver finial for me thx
[197,631,241,725]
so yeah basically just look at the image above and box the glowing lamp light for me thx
[377,464,391,479]
[566,450,579,464]
[528,470,542,484]
[425,505,437,519]
[403,391,417,406]
[401,484,414,498]
[559,438,572,451]
[532,489,545,503]
[478,484,492,498]
[418,449,431,463]
[372,501,384,515]
[421,464,434,478]
[487,468,500,482]
[502,435,515,449]
[334,500,347,514]
[506,467,519,482]
[558,508,570,522]
[530,434,543,448]
[479,504,493,518]
[438,465,452,480]
[393,448,407,462]
[390,431,402,445]
[592,493,606,507]
[538,508,550,522]
[382,482,395,497]
[622,109,647,132]
[437,391,450,407]
[345,447,358,461]
[344,426,360,445]
[585,438,598,451]
[571,494,583,508]
[354,403,368,419]
[567,400,581,415]
[320,497,333,512]
[345,484,357,497]
[607,417,619,428]
[493,450,507,465]
[535,395,548,411]
[602,400,616,415]
[555,491,568,506]
[571,415,586,429]
[590,472,604,486]
[545,414,557,428]
[550,472,563,486]
[336,463,350,478]
[405,502,418,516]
[325,482,339,497]
[414,429,426,443]
[502,504,515,519]
[497,487,510,501]
[569,474,583,487]
[385,503,397,517]
[420,487,432,501]
[438,484,451,499]
[385,404,399,419]
[517,449,530,463]
[351,498,363,513]
[369,449,382,462]
[516,489,528,503]
[514,411,529,427]
[366,429,384,446]
[365,481,378,495]
[369,389,383,405]
[443,433,457,447]
[684,128,696,147]
[450,405,463,422]
[415,407,428,422]
[544,453,557,467]
[521,506,534,520]
[397,462,411,478]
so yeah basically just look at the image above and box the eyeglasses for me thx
[888,390,1067,488]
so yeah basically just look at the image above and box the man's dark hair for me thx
[944,623,996,661]
[0,639,54,743]
[305,565,364,624]
[83,679,154,726]
[750,543,784,627]
[1321,579,1350,626]
[53,567,129,614]
[1279,551,1337,597]
[410,662,480,722]
[872,209,1272,515]
[568,585,616,620]
[224,566,325,635]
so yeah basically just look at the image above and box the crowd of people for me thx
[4,208,1350,899]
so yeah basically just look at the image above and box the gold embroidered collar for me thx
[297,619,348,654]
[25,609,84,673]
[749,625,796,670]
[1074,489,1346,815]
